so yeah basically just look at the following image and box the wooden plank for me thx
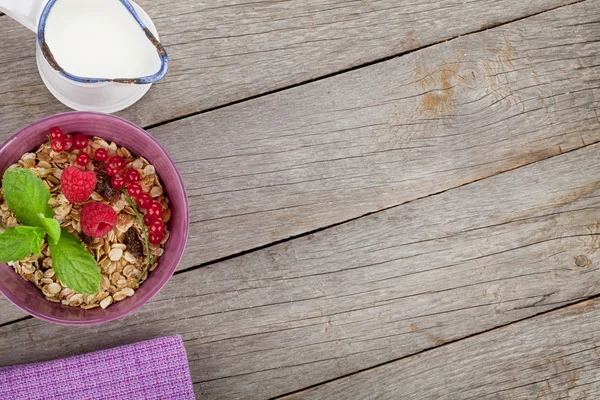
[0,297,27,325]
[287,299,600,399]
[153,0,600,267]
[3,131,600,398]
[0,0,599,322]
[0,0,580,133]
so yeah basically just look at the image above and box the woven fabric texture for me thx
[0,335,195,399]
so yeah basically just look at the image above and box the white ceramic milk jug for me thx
[0,0,169,113]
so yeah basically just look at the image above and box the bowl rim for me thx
[0,111,189,325]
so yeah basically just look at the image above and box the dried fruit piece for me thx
[80,202,118,238]
[123,227,144,258]
[61,166,97,202]
[95,171,120,203]
[79,231,94,246]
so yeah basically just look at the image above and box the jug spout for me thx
[0,0,46,33]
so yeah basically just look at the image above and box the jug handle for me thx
[0,0,46,33]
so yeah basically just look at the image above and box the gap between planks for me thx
[274,290,600,399]
[141,0,587,132]
[0,2,597,394]
[150,0,600,268]
[0,0,596,339]
[0,0,597,330]
[0,0,584,135]
[174,138,600,278]
[2,123,599,367]
[0,1,586,268]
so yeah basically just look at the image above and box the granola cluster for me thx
[0,137,170,309]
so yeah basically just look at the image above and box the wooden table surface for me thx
[1,1,600,398]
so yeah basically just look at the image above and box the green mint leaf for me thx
[40,217,61,244]
[0,226,45,263]
[48,230,100,295]
[2,169,53,227]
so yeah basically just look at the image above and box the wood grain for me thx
[3,135,600,398]
[0,0,599,321]
[287,299,600,399]
[0,298,27,325]
[154,0,600,267]
[0,0,580,134]
[0,2,599,398]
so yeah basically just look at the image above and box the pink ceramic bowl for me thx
[0,112,189,325]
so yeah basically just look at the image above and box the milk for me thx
[44,0,162,79]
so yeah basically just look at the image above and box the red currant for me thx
[107,156,126,171]
[95,148,109,162]
[73,134,89,150]
[125,169,141,183]
[49,127,63,140]
[148,219,165,235]
[149,232,163,245]
[63,135,74,152]
[105,165,120,176]
[146,201,163,219]
[111,175,126,189]
[76,152,91,166]
[127,183,143,198]
[51,139,66,152]
[143,214,155,226]
[136,193,152,209]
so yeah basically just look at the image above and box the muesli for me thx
[0,127,170,309]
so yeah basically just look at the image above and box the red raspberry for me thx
[73,134,89,149]
[80,202,118,238]
[95,148,109,162]
[61,166,97,202]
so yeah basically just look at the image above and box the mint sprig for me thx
[123,192,151,286]
[2,168,53,227]
[0,226,46,263]
[1,168,101,295]
[40,217,61,244]
[48,230,101,295]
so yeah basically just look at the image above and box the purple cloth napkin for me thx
[0,335,195,400]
